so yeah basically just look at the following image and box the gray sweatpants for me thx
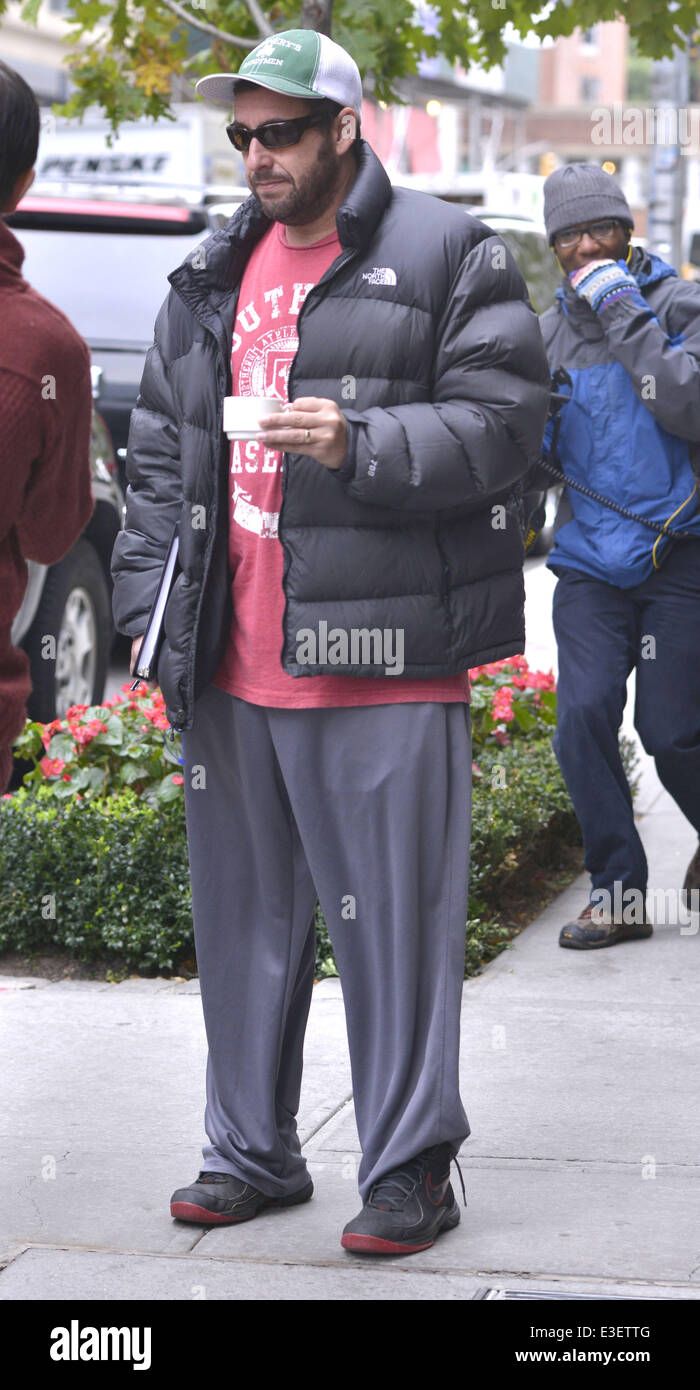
[180,682,472,1204]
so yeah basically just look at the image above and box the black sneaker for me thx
[170,1170,314,1225]
[340,1141,466,1256]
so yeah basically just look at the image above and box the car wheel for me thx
[21,538,113,723]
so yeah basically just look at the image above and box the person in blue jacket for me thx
[533,162,700,948]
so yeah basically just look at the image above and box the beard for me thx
[250,134,345,225]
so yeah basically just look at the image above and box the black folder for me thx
[129,524,180,690]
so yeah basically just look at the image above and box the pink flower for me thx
[40,718,64,750]
[171,774,184,785]
[528,670,555,691]
[469,660,509,681]
[39,756,65,777]
[491,687,515,722]
[73,719,108,747]
[139,706,168,730]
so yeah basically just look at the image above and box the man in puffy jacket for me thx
[110,29,550,1255]
[531,162,700,950]
[0,61,93,793]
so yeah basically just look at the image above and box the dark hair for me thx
[0,61,40,208]
[232,79,361,150]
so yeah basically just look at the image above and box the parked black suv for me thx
[5,183,248,493]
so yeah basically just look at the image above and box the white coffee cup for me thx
[223,395,285,440]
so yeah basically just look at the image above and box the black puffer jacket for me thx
[110,140,550,734]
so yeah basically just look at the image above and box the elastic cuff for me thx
[594,283,645,314]
[329,420,358,484]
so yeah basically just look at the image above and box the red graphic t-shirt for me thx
[212,219,470,707]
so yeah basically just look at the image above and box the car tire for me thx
[21,538,113,723]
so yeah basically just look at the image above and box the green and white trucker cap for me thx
[195,28,363,117]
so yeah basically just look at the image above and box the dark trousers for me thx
[551,541,700,898]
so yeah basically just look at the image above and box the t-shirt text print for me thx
[213,218,470,708]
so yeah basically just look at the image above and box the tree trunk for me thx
[300,1,333,36]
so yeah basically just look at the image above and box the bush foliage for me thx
[2,660,639,979]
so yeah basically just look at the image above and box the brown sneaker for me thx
[559,900,653,950]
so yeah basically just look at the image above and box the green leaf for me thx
[112,0,128,45]
[121,762,152,785]
[84,767,108,792]
[513,704,537,733]
[11,722,43,760]
[20,0,42,24]
[98,714,126,747]
[161,738,183,768]
[52,779,78,800]
[155,773,184,804]
[47,733,78,762]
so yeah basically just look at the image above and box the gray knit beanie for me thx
[543,162,634,245]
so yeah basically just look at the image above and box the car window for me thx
[496,228,561,314]
[13,225,209,349]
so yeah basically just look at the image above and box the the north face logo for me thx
[361,266,397,287]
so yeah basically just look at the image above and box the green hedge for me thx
[0,789,191,972]
[0,734,640,980]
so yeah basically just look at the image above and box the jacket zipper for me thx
[278,245,358,673]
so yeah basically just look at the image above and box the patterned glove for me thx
[568,258,640,313]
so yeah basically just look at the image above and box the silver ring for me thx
[304,427,311,444]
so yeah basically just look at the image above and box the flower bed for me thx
[10,685,183,808]
[1,659,639,978]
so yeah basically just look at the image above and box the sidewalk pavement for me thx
[2,761,699,1301]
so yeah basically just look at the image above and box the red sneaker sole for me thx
[340,1232,435,1255]
[171,1185,312,1224]
[170,1201,253,1225]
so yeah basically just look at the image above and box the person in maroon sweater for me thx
[0,62,94,792]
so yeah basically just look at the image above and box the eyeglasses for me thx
[226,110,332,154]
[553,219,622,251]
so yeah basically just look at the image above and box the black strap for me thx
[544,366,700,541]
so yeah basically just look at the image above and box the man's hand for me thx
[258,397,348,471]
[568,258,638,313]
[130,635,156,690]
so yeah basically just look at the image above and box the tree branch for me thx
[243,0,273,37]
[300,0,333,36]
[159,0,261,49]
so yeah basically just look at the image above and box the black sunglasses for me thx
[226,110,333,153]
